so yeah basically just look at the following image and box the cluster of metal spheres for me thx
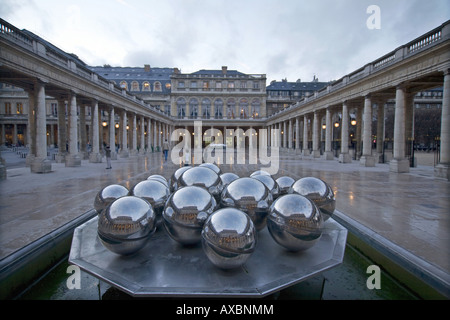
[94,163,336,269]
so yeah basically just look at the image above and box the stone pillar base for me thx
[31,158,52,173]
[111,152,118,160]
[295,149,302,155]
[130,150,139,156]
[360,155,376,167]
[338,152,352,163]
[79,151,89,160]
[65,154,81,167]
[25,154,35,167]
[302,150,310,157]
[89,153,102,163]
[312,150,321,158]
[54,153,66,163]
[389,159,409,173]
[434,163,450,180]
[323,151,334,160]
[120,151,129,158]
[0,164,6,180]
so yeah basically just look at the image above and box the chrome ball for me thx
[276,176,295,196]
[147,174,169,188]
[219,172,240,187]
[178,166,223,198]
[267,194,323,251]
[163,186,217,245]
[169,166,192,192]
[221,177,272,231]
[94,184,129,214]
[202,208,257,269]
[199,162,222,175]
[289,177,335,221]
[97,196,156,255]
[130,180,170,226]
[250,170,271,177]
[251,174,280,199]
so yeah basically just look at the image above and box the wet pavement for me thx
[0,147,449,298]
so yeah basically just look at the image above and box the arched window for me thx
[214,99,223,119]
[189,98,198,119]
[239,98,248,119]
[177,98,186,119]
[202,98,211,119]
[227,98,236,118]
[154,81,162,91]
[251,99,260,118]
[142,81,151,91]
[120,81,128,90]
[131,81,139,91]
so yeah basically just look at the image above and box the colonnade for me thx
[25,81,172,173]
[267,73,450,179]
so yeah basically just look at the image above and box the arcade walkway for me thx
[0,149,448,297]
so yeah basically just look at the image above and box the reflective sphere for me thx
[97,196,156,255]
[250,170,271,177]
[199,162,222,175]
[169,166,192,192]
[276,176,295,196]
[202,208,257,269]
[130,180,170,226]
[219,172,240,187]
[251,174,280,199]
[147,174,169,188]
[221,177,272,231]
[94,184,129,214]
[178,166,223,198]
[267,194,323,251]
[163,186,217,245]
[289,177,335,221]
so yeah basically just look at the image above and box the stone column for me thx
[360,95,375,167]
[339,102,352,163]
[295,117,300,153]
[324,107,334,160]
[120,110,129,157]
[139,115,145,155]
[302,115,310,156]
[55,99,66,163]
[25,89,36,166]
[390,86,410,172]
[435,70,450,179]
[65,93,81,166]
[31,80,52,173]
[356,107,362,159]
[79,105,88,159]
[153,120,158,151]
[109,107,117,160]
[89,100,102,163]
[376,101,385,163]
[312,111,321,157]
[146,118,152,153]
[288,119,293,151]
[129,113,137,155]
[282,121,287,149]
[158,121,162,151]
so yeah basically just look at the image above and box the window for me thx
[143,82,151,91]
[190,81,197,89]
[214,99,223,119]
[253,81,259,89]
[154,81,162,91]
[120,81,128,90]
[215,81,222,89]
[228,81,235,89]
[189,98,198,119]
[177,98,186,118]
[178,81,185,89]
[16,103,23,114]
[4,102,11,114]
[51,103,57,116]
[165,83,171,90]
[251,99,260,118]
[202,98,211,119]
[203,81,209,89]
[239,98,248,118]
[131,81,139,91]
[240,81,247,89]
[227,99,236,118]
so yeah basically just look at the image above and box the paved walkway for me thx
[0,148,448,290]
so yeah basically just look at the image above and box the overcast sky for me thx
[1,0,449,83]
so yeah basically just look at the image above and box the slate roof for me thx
[266,80,329,92]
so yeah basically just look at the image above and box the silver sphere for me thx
[251,174,280,199]
[178,166,223,198]
[163,186,217,245]
[199,162,222,175]
[221,177,272,231]
[147,174,169,188]
[130,180,170,226]
[97,196,156,255]
[289,177,335,221]
[276,176,295,196]
[267,194,323,251]
[250,170,271,177]
[219,172,240,187]
[169,166,192,192]
[94,184,129,214]
[202,208,257,269]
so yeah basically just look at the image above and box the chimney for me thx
[222,66,227,75]
[144,64,151,72]
[173,67,180,74]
